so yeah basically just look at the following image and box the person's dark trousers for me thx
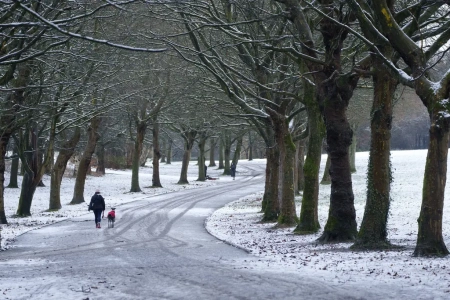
[93,209,103,224]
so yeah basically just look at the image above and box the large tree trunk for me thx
[130,122,146,192]
[414,118,450,257]
[352,64,396,250]
[261,145,280,222]
[49,128,81,211]
[16,126,39,216]
[17,118,55,216]
[317,83,357,243]
[152,118,162,188]
[295,99,324,234]
[70,117,101,204]
[268,109,297,227]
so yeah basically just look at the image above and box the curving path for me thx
[0,162,371,300]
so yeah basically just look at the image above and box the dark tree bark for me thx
[352,59,397,250]
[317,81,357,242]
[268,109,297,227]
[17,117,55,216]
[277,0,359,242]
[368,0,450,256]
[152,118,162,188]
[414,121,450,256]
[70,116,101,204]
[49,128,81,211]
[261,145,280,222]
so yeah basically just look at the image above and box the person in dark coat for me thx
[89,189,105,228]
[230,163,236,180]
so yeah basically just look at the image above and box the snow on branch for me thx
[16,2,167,53]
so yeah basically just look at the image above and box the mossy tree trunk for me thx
[17,117,56,216]
[130,121,146,192]
[178,130,197,184]
[414,117,450,257]
[369,0,450,258]
[352,62,397,250]
[70,116,101,204]
[268,108,297,227]
[295,93,324,234]
[49,127,81,211]
[152,117,162,188]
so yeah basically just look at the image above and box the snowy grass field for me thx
[2,150,450,298]
[205,150,450,299]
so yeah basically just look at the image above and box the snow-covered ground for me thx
[2,150,450,298]
[0,160,223,249]
[206,150,450,298]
